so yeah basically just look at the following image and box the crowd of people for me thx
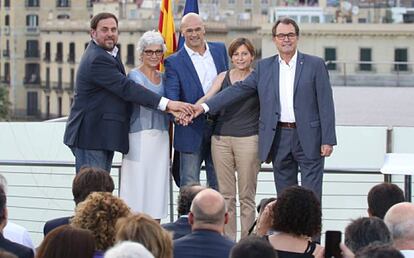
[0,9,409,258]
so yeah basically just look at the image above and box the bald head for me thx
[180,12,206,52]
[180,13,203,30]
[190,189,227,227]
[384,202,414,249]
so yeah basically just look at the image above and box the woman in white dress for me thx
[120,31,169,220]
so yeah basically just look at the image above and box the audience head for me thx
[230,236,277,258]
[72,167,115,205]
[189,189,228,232]
[177,184,205,217]
[104,241,155,258]
[367,183,405,219]
[115,213,173,258]
[272,186,321,238]
[0,185,7,229]
[35,225,95,258]
[384,202,414,250]
[0,174,8,193]
[345,216,392,253]
[355,244,404,258]
[71,192,131,251]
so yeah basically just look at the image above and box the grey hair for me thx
[0,174,7,193]
[387,218,414,241]
[104,241,155,258]
[136,30,167,65]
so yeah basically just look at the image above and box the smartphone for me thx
[324,230,342,258]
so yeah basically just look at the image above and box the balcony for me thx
[26,27,39,35]
[55,53,63,63]
[67,53,75,63]
[56,0,71,8]
[43,53,51,62]
[3,49,10,58]
[25,50,40,58]
[3,26,10,35]
[25,0,40,7]
[24,74,40,85]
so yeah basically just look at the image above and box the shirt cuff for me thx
[201,103,209,113]
[158,97,169,111]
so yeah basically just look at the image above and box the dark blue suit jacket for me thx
[173,229,235,258]
[64,41,161,154]
[161,216,191,240]
[207,52,336,160]
[43,216,71,236]
[0,234,33,258]
[164,42,228,152]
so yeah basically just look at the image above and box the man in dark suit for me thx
[64,12,192,173]
[193,17,336,200]
[173,189,234,258]
[0,186,33,258]
[162,184,205,240]
[164,13,228,190]
[43,167,114,236]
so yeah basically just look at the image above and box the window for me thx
[3,63,10,82]
[5,15,9,26]
[324,47,336,70]
[3,40,9,57]
[26,40,39,58]
[24,63,40,84]
[68,42,75,63]
[57,97,62,117]
[56,42,63,62]
[45,67,50,88]
[261,0,269,4]
[27,92,38,116]
[4,0,10,7]
[26,0,40,7]
[244,0,252,5]
[56,0,70,7]
[46,96,50,119]
[126,44,135,66]
[44,42,51,61]
[26,14,39,27]
[394,48,408,71]
[228,0,235,4]
[57,68,62,88]
[70,68,74,90]
[359,48,372,71]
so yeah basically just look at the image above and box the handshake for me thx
[166,100,206,126]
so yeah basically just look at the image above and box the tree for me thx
[0,87,11,121]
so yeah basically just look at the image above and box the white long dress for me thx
[120,69,169,219]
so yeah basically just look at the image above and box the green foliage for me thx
[0,87,11,121]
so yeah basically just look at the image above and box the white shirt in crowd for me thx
[4,221,35,253]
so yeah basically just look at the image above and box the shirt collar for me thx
[92,39,119,58]
[278,50,298,67]
[184,41,209,56]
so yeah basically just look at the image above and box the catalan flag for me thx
[158,0,177,71]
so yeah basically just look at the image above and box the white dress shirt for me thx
[278,51,298,123]
[184,42,218,94]
[401,250,414,258]
[4,222,35,253]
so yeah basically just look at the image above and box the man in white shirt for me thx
[193,17,336,200]
[164,13,229,190]
[384,202,414,258]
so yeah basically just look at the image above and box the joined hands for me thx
[166,101,205,126]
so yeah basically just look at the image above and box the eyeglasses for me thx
[274,33,297,40]
[143,49,164,57]
[183,27,203,34]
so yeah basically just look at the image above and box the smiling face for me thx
[273,23,298,61]
[181,14,206,52]
[231,44,254,71]
[91,17,118,51]
[141,44,164,68]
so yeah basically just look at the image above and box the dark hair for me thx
[272,186,321,237]
[257,197,277,213]
[90,12,118,30]
[72,167,115,205]
[272,17,300,37]
[36,225,95,258]
[368,183,405,219]
[355,243,404,258]
[228,37,255,58]
[230,236,277,258]
[177,184,204,216]
[0,186,6,224]
[345,217,392,253]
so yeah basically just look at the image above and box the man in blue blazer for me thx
[164,13,228,190]
[194,18,336,200]
[173,189,234,258]
[64,12,192,173]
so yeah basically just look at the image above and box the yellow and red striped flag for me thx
[158,0,177,71]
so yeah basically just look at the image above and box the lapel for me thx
[115,53,126,75]
[272,55,280,104]
[208,43,223,72]
[293,51,304,93]
[179,48,204,95]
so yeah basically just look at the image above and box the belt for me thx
[278,122,296,128]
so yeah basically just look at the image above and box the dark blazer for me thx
[207,52,337,160]
[43,216,71,236]
[64,41,161,154]
[173,229,235,258]
[161,216,191,240]
[0,234,33,258]
[164,42,228,152]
